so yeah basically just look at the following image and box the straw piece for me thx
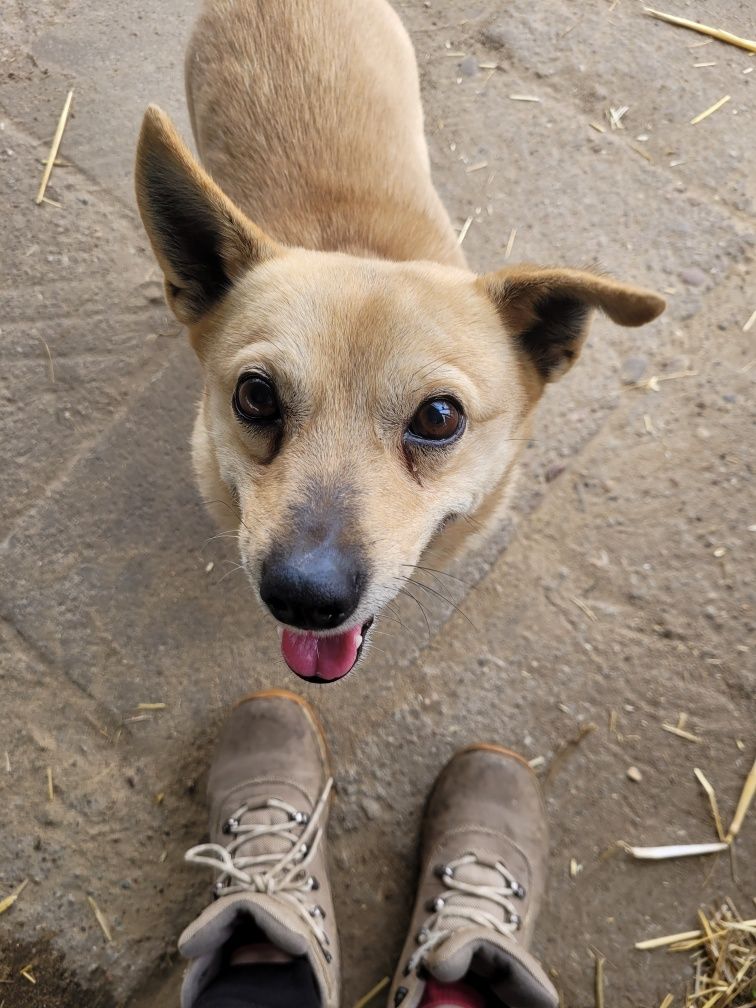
[662,723,701,743]
[47,767,54,801]
[509,94,541,102]
[20,965,37,984]
[351,976,390,1008]
[690,94,731,125]
[505,227,517,259]
[137,703,166,711]
[659,995,674,1008]
[593,952,605,1008]
[742,309,756,332]
[456,217,473,247]
[0,880,29,916]
[41,339,55,382]
[726,759,756,842]
[36,89,74,205]
[694,768,726,842]
[623,841,728,860]
[643,9,756,54]
[637,929,702,950]
[88,896,113,942]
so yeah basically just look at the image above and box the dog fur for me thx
[135,0,664,663]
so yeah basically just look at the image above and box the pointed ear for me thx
[135,105,281,325]
[479,266,666,382]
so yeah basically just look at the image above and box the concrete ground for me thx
[1,1,754,1006]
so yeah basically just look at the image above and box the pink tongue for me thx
[280,625,362,682]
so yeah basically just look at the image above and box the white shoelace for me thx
[406,853,524,975]
[185,778,334,957]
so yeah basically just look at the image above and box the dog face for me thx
[136,107,665,683]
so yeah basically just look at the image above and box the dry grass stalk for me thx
[630,143,653,163]
[743,309,756,332]
[623,841,728,861]
[637,930,702,951]
[41,339,55,382]
[465,160,488,173]
[509,94,541,102]
[544,723,597,785]
[0,880,29,916]
[643,9,756,54]
[36,89,74,205]
[693,768,726,842]
[669,904,755,1007]
[659,996,674,1008]
[690,95,731,125]
[47,766,54,801]
[593,951,606,1008]
[351,976,390,1008]
[571,596,597,621]
[20,965,37,984]
[505,227,517,259]
[590,121,606,133]
[726,758,756,843]
[456,216,473,247]
[662,723,702,743]
[137,703,166,711]
[88,896,113,943]
[4,750,10,773]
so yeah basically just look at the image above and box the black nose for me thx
[259,547,365,631]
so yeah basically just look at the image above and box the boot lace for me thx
[185,778,333,959]
[405,852,525,975]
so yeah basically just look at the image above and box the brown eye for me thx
[234,374,280,423]
[408,398,464,443]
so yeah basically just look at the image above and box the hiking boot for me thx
[388,745,558,1008]
[179,689,339,1008]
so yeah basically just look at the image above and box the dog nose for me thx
[259,547,364,631]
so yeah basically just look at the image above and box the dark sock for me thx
[194,958,321,1008]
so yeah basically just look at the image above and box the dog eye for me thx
[234,374,280,423]
[408,398,464,443]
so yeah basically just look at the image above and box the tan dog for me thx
[135,0,664,683]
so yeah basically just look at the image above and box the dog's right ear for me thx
[135,105,281,326]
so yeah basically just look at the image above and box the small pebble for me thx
[620,356,648,385]
[680,266,707,287]
[544,462,566,483]
[627,766,643,783]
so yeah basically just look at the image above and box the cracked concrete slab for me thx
[0,2,754,1007]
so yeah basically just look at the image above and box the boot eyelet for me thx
[213,881,226,898]
[310,904,326,919]
[324,950,332,963]
[425,896,445,913]
[310,876,320,890]
[292,810,310,826]
[434,863,453,881]
[395,987,408,1006]
[222,817,239,835]
[512,881,526,899]
[511,912,521,928]
[416,928,429,944]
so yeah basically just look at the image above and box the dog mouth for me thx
[278,618,374,684]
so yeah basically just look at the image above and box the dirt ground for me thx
[1,1,754,1006]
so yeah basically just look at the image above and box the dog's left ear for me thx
[479,266,665,382]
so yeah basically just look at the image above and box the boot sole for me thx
[232,688,332,779]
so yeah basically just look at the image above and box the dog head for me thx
[136,106,665,683]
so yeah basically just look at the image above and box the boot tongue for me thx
[426,929,559,1008]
